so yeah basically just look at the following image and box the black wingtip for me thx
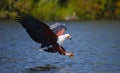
[16,11,27,23]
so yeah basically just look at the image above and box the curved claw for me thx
[65,52,74,57]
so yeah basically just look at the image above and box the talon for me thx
[65,52,74,57]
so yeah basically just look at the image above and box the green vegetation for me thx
[0,0,120,20]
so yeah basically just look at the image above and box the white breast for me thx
[57,35,66,46]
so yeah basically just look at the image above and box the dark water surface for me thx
[0,20,120,73]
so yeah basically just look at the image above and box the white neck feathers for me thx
[57,34,70,46]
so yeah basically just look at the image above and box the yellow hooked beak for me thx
[67,35,72,40]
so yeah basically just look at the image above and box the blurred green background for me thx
[0,0,120,21]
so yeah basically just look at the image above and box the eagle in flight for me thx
[16,12,74,57]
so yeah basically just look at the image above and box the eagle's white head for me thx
[57,34,71,46]
[64,34,72,40]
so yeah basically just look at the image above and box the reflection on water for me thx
[26,64,60,71]
[0,20,120,73]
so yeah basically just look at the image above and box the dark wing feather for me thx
[44,46,65,53]
[16,12,57,45]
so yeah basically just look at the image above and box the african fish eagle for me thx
[16,12,74,57]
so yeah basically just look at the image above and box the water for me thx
[0,20,120,73]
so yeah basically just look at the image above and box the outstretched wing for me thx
[16,12,57,44]
[16,12,66,55]
[50,23,67,36]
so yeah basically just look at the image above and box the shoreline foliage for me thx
[0,0,120,21]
